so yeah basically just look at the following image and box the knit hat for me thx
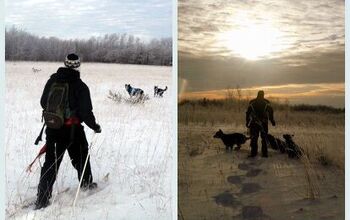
[64,53,80,68]
[257,90,264,99]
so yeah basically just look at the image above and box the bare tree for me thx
[235,85,243,112]
[5,26,172,66]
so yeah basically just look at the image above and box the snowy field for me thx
[5,61,174,219]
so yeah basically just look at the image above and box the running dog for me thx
[32,67,41,73]
[213,129,250,151]
[154,86,168,97]
[125,84,144,98]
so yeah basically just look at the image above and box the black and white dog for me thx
[154,86,168,97]
[125,84,144,98]
[267,133,304,158]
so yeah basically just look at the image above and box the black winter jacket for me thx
[246,98,274,126]
[40,67,99,131]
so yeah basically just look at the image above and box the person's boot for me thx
[81,182,98,191]
[248,147,257,158]
[34,196,50,210]
[262,148,268,158]
[247,153,257,158]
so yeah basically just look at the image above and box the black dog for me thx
[267,134,287,153]
[125,84,144,98]
[154,86,168,97]
[267,133,303,158]
[213,129,250,151]
[283,134,304,158]
[267,134,278,150]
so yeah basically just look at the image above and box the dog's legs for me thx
[234,144,241,151]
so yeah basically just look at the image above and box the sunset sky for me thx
[179,0,344,107]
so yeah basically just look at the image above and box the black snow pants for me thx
[249,122,269,157]
[37,124,93,202]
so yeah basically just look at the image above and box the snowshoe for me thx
[34,198,50,210]
[81,182,98,191]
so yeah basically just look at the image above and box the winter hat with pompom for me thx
[64,53,80,69]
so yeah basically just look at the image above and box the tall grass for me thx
[179,98,344,128]
[178,96,344,170]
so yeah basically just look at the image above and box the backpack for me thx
[43,82,71,129]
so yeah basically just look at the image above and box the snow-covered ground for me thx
[5,62,174,219]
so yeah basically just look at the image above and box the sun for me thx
[219,23,284,60]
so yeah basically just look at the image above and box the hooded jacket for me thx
[40,67,99,131]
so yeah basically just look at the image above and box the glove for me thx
[94,124,102,133]
[271,120,276,126]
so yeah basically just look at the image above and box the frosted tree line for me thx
[5,27,172,66]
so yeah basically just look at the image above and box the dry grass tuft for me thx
[108,90,123,103]
[300,154,321,199]
[108,90,150,104]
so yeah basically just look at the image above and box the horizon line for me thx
[5,25,172,42]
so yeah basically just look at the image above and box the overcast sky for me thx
[5,0,172,40]
[179,0,344,107]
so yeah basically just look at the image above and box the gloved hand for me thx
[94,124,102,133]
[271,120,276,126]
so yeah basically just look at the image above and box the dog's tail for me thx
[164,86,168,91]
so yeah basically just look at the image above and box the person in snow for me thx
[246,90,275,158]
[35,53,101,209]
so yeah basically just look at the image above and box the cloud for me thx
[180,83,345,107]
[179,49,344,91]
[179,0,344,60]
[6,0,172,40]
[179,0,344,107]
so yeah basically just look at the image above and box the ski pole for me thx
[72,132,97,208]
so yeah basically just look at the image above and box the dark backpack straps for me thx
[34,123,46,145]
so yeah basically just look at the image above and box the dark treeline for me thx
[289,104,344,114]
[5,27,172,66]
[179,98,345,114]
